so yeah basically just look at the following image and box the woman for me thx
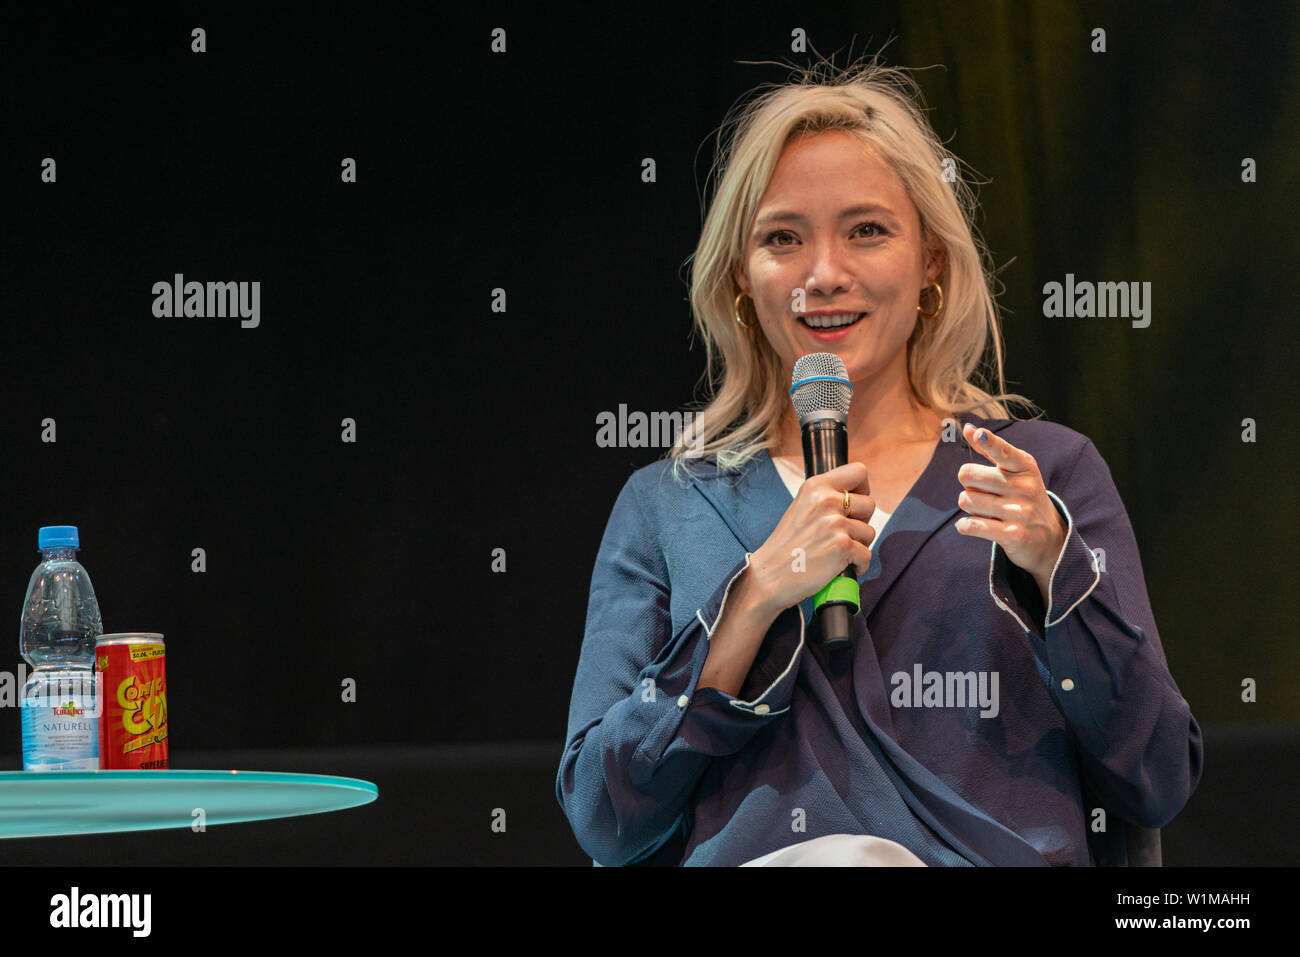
[556,59,1202,866]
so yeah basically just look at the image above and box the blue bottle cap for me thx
[37,526,80,549]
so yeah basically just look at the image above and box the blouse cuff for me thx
[988,489,1101,638]
[694,553,804,717]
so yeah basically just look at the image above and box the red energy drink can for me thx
[95,633,169,769]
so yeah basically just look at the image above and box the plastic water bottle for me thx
[19,526,103,771]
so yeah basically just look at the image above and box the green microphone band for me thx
[813,575,860,615]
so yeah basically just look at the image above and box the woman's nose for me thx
[802,242,856,295]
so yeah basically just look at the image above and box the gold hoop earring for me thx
[734,290,758,328]
[917,281,943,320]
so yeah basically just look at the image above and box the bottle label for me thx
[21,674,99,771]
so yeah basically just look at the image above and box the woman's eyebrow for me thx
[754,204,899,229]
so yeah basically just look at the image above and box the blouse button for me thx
[677,695,689,708]
[754,703,771,715]
[1061,678,1075,691]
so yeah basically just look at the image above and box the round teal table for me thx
[0,770,379,838]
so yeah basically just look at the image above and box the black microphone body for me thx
[801,417,857,650]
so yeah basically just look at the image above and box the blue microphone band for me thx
[788,375,853,397]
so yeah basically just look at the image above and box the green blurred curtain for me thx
[886,0,1300,721]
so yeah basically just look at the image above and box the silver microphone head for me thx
[790,353,853,424]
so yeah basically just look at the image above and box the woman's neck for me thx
[775,382,945,461]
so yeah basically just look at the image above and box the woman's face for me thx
[734,129,943,389]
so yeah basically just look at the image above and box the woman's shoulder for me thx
[625,451,754,494]
[1005,417,1092,449]
[596,455,751,551]
[607,452,764,521]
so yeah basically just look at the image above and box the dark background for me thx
[0,0,1295,865]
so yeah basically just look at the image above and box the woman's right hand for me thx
[745,462,876,616]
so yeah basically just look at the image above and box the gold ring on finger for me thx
[843,489,852,518]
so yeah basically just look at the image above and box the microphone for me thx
[790,353,861,651]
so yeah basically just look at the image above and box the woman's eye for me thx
[762,222,888,246]
[853,221,888,238]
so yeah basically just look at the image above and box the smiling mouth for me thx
[797,312,868,330]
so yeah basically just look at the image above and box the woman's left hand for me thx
[955,423,1068,594]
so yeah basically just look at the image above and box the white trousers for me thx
[740,834,927,866]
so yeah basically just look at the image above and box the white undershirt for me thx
[772,455,892,544]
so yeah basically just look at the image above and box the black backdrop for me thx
[0,0,1296,870]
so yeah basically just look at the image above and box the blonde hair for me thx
[669,55,1039,481]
